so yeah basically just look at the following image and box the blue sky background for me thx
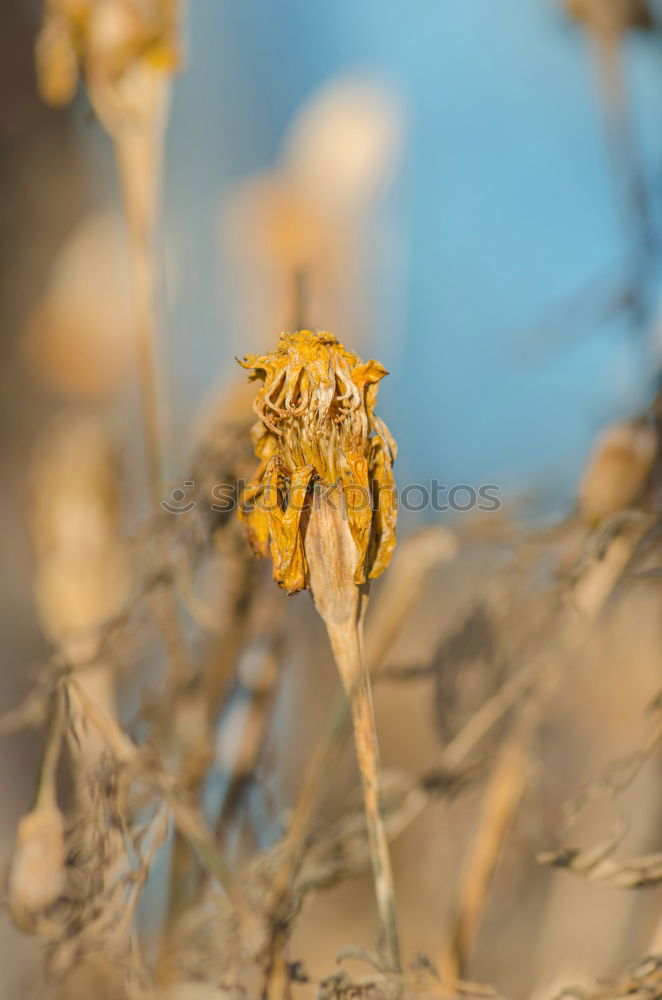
[108,0,662,512]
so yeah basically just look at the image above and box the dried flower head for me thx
[238,330,397,594]
[564,0,653,33]
[22,212,134,401]
[578,420,657,524]
[29,414,132,663]
[8,804,66,919]
[36,0,180,109]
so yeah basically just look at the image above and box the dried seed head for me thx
[29,414,132,662]
[238,330,397,594]
[578,420,657,524]
[564,0,653,33]
[35,0,180,109]
[22,212,134,400]
[35,10,79,106]
[8,805,66,916]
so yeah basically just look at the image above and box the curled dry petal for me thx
[238,330,397,594]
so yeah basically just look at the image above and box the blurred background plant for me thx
[0,2,661,999]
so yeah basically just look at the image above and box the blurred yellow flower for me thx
[36,0,180,107]
[238,330,397,594]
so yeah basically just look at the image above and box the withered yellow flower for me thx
[36,0,180,108]
[238,330,397,595]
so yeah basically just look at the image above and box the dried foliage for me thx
[553,956,662,1000]
[538,712,662,889]
[2,5,662,1000]
[5,397,660,999]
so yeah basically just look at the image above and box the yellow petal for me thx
[340,454,373,585]
[268,464,314,593]
[368,439,397,580]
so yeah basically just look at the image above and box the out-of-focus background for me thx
[159,0,661,496]
[12,1,662,491]
[1,2,661,999]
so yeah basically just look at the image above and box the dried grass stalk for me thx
[36,0,181,507]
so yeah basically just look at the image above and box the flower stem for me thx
[115,121,166,515]
[324,615,401,975]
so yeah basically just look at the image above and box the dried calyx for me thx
[238,330,397,595]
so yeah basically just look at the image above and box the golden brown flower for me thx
[238,330,397,594]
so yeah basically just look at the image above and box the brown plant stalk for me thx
[34,3,199,926]
[35,0,180,510]
[261,524,458,946]
[565,0,655,307]
[305,490,401,973]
